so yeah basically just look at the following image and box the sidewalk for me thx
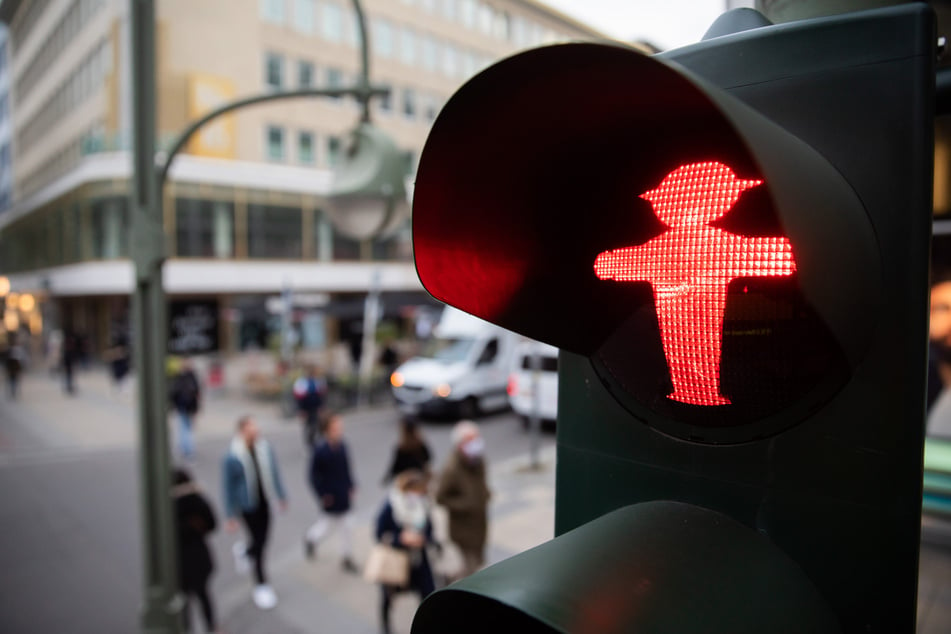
[0,366,290,459]
[0,367,558,634]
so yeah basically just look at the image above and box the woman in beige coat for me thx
[435,420,491,578]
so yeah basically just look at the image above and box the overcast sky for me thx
[542,0,732,50]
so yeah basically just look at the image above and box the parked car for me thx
[390,306,518,419]
[507,341,559,430]
[923,434,951,545]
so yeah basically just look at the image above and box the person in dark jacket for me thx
[375,469,437,634]
[105,331,131,395]
[292,364,327,447]
[171,358,201,460]
[303,411,358,572]
[383,417,432,484]
[172,467,220,634]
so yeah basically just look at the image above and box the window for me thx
[248,204,302,258]
[176,198,235,258]
[440,0,457,21]
[421,35,437,72]
[264,52,283,90]
[478,4,494,35]
[374,19,394,58]
[326,67,343,100]
[494,11,511,39]
[298,131,315,164]
[293,0,315,33]
[266,126,285,160]
[460,0,476,28]
[512,16,527,46]
[91,197,128,259]
[423,95,439,122]
[460,50,476,78]
[260,0,286,23]
[478,339,499,365]
[378,89,392,113]
[321,2,344,42]
[400,28,417,66]
[403,88,416,119]
[333,231,361,260]
[442,44,458,78]
[298,60,315,88]
[327,136,342,166]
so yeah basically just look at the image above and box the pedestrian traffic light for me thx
[411,4,933,633]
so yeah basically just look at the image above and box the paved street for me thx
[0,367,556,634]
[1,366,950,633]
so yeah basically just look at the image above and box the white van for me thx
[390,306,518,419]
[507,341,559,429]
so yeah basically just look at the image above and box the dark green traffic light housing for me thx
[411,5,933,633]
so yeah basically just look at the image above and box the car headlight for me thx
[434,383,452,398]
[390,372,404,388]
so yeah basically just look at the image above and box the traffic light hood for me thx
[412,40,879,373]
[411,501,840,633]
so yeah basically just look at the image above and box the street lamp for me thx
[130,1,406,632]
[324,123,410,241]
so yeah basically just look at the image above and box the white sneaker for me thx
[232,541,250,574]
[253,584,277,610]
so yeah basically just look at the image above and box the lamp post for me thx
[130,1,404,632]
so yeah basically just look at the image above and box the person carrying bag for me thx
[370,469,438,634]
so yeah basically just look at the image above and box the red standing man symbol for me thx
[594,161,797,406]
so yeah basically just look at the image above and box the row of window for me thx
[372,19,497,80]
[15,0,105,106]
[260,0,575,49]
[261,0,354,42]
[262,52,444,124]
[9,0,52,50]
[17,37,112,154]
[264,126,336,165]
[0,193,412,272]
[19,119,102,198]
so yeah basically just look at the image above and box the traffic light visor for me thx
[411,502,840,633]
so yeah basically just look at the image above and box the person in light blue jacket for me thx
[222,416,287,610]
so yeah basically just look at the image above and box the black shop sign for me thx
[168,300,219,355]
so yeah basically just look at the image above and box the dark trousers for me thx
[63,361,75,394]
[241,504,271,585]
[182,579,216,633]
[302,409,321,447]
[380,563,435,630]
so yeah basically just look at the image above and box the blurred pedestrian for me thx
[104,330,132,395]
[303,411,358,573]
[375,470,437,634]
[61,328,78,395]
[171,358,202,460]
[382,417,432,485]
[380,340,399,381]
[4,336,24,399]
[293,364,327,447]
[222,416,288,610]
[929,271,951,438]
[435,420,491,579]
[172,467,220,634]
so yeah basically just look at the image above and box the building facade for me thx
[0,0,612,369]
